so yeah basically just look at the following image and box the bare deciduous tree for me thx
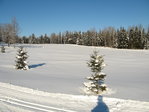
[0,17,19,47]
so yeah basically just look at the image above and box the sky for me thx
[0,0,149,36]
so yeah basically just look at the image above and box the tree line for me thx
[0,19,149,49]
[19,26,149,49]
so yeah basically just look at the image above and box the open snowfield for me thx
[0,44,149,112]
[0,82,149,112]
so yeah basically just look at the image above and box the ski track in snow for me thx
[0,96,76,112]
[0,82,77,112]
[0,82,149,112]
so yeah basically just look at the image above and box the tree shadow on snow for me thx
[29,63,46,69]
[92,96,109,112]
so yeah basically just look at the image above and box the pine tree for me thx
[84,51,107,95]
[128,26,143,49]
[117,28,129,49]
[133,27,142,49]
[15,47,29,70]
[1,46,5,53]
[144,29,149,49]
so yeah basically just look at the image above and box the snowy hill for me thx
[0,44,149,111]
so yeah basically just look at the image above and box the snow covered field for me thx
[0,44,149,111]
[1,82,149,112]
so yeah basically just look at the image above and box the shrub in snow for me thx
[15,47,29,70]
[1,46,5,53]
[84,51,107,95]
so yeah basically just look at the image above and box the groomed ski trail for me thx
[0,95,76,112]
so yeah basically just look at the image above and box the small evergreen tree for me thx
[84,51,107,95]
[1,46,5,53]
[15,47,29,70]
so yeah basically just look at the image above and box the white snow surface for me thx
[0,82,149,112]
[0,44,149,111]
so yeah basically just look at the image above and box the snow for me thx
[0,82,149,112]
[0,44,149,111]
